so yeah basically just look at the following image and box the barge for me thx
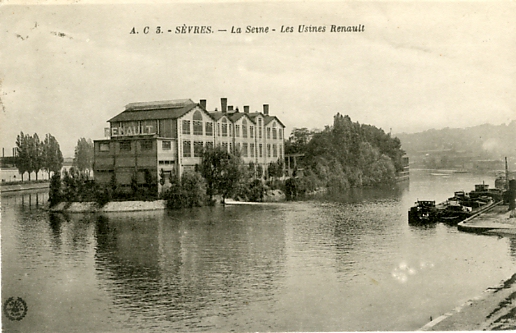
[408,183,503,225]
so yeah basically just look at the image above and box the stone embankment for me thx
[50,200,166,213]
[1,181,50,193]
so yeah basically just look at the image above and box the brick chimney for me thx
[263,104,269,115]
[221,98,227,113]
[228,105,233,111]
[200,99,207,109]
[244,105,249,113]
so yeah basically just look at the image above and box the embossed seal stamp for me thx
[3,297,28,321]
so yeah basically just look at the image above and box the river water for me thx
[2,170,516,332]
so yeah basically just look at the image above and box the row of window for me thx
[182,140,282,159]
[99,140,154,152]
[100,140,173,152]
[182,141,213,158]
[181,119,283,139]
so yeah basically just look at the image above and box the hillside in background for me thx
[396,121,516,171]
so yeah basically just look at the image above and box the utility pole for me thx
[506,157,509,190]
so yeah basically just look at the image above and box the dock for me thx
[458,204,516,235]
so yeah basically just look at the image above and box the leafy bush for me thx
[49,173,62,207]
[247,179,266,202]
[163,172,207,209]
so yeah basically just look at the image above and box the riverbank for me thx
[49,189,287,213]
[421,272,516,331]
[421,204,516,331]
[49,200,167,213]
[0,181,49,193]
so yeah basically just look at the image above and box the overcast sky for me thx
[1,2,515,157]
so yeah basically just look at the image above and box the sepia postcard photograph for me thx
[1,1,516,331]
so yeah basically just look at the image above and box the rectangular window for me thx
[205,122,213,136]
[222,142,229,152]
[217,123,221,136]
[267,128,271,139]
[279,128,283,140]
[140,140,153,151]
[162,141,171,150]
[273,144,277,157]
[183,140,191,157]
[259,126,262,139]
[182,120,191,135]
[235,125,240,137]
[267,144,271,157]
[242,125,247,138]
[259,144,263,158]
[273,128,277,140]
[242,143,248,157]
[250,126,254,138]
[194,141,203,157]
[250,143,255,157]
[99,142,110,152]
[229,124,232,137]
[236,143,241,153]
[120,141,131,152]
[222,123,228,137]
[229,143,232,153]
[206,141,214,149]
[193,120,203,135]
[279,145,282,159]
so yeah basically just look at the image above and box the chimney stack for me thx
[221,98,227,113]
[200,99,207,109]
[228,105,233,111]
[244,105,250,113]
[263,104,269,115]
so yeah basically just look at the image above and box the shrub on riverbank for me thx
[162,172,207,209]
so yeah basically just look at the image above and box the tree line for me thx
[14,132,94,182]
[15,132,64,181]
[285,113,405,191]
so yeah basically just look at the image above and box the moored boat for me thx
[408,182,501,225]
[408,200,437,224]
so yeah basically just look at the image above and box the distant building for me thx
[93,98,285,192]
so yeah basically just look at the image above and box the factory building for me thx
[93,98,285,191]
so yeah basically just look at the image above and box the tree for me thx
[267,160,284,179]
[49,173,62,206]
[285,127,312,154]
[31,133,43,180]
[73,138,94,176]
[15,131,29,181]
[199,146,242,203]
[42,134,64,177]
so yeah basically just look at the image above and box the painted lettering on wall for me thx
[111,125,155,136]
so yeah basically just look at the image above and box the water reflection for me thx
[4,173,516,331]
[93,206,287,329]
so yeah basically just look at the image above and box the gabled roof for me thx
[247,112,285,128]
[208,112,226,121]
[108,99,204,122]
[228,112,255,124]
